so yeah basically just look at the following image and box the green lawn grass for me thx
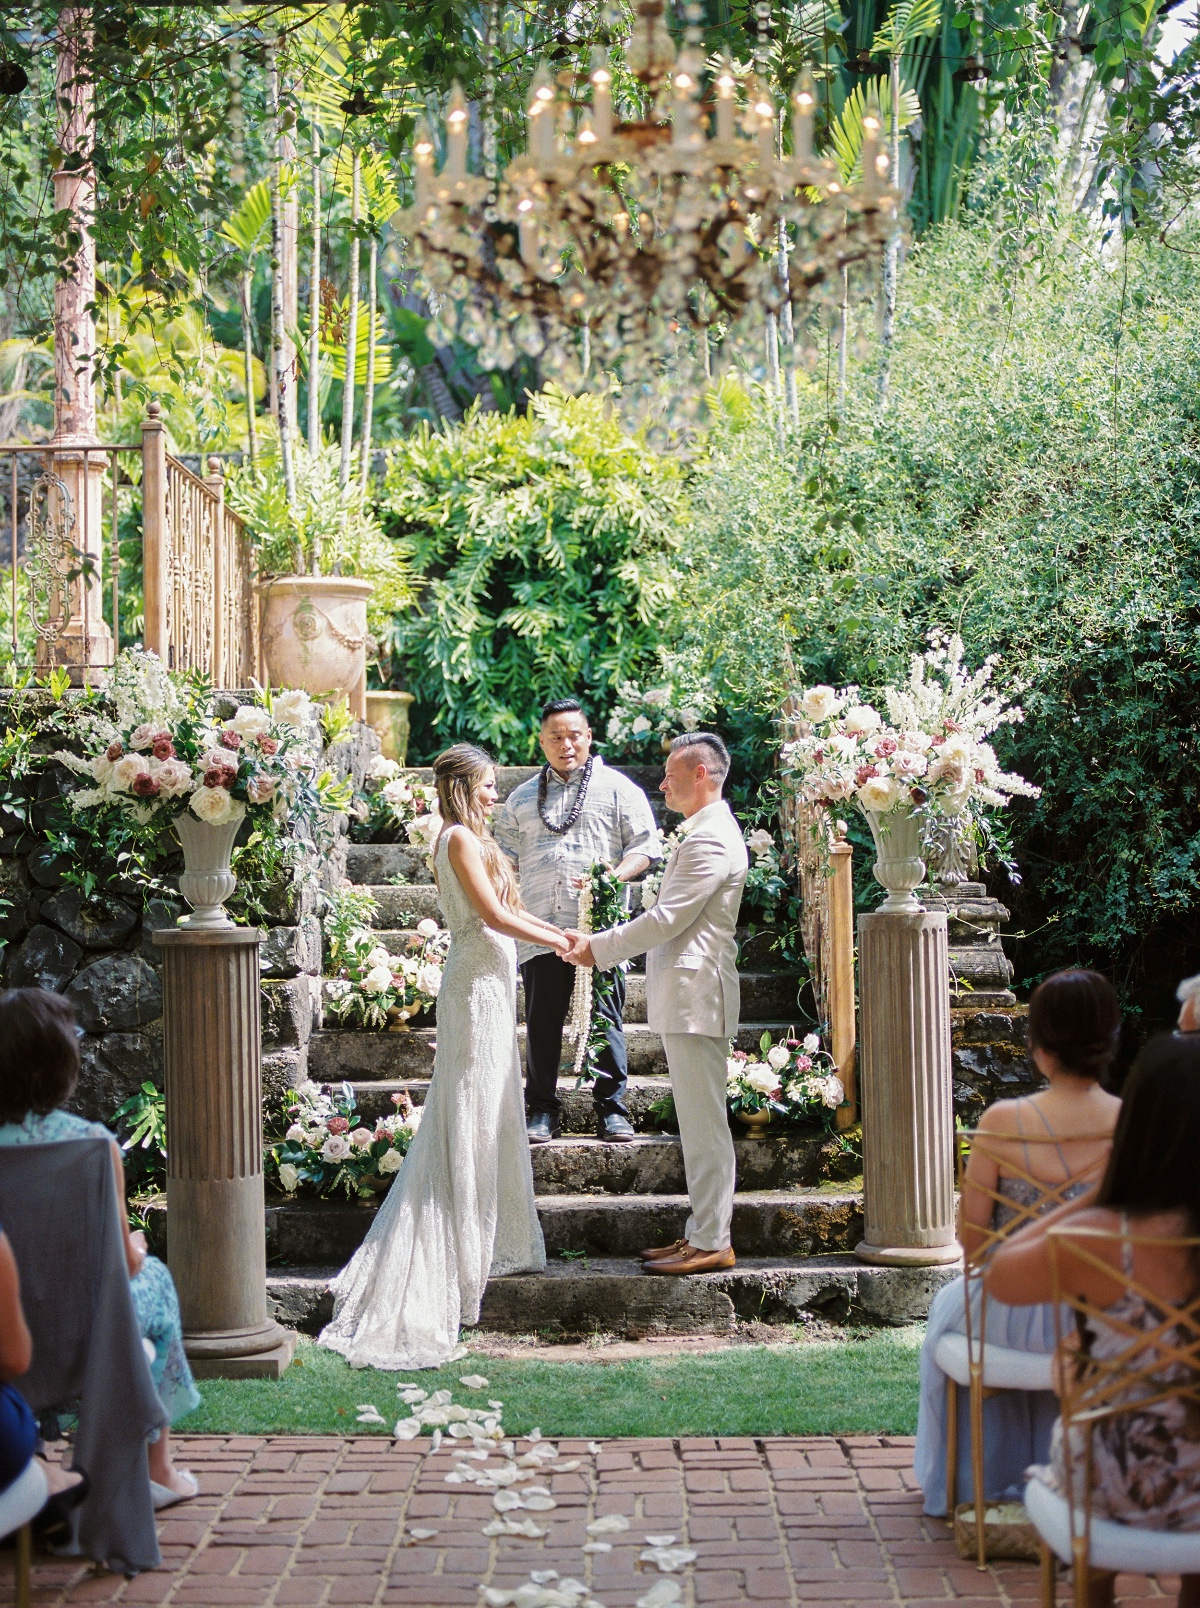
[180,1329,923,1439]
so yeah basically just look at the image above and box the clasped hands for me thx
[558,929,594,967]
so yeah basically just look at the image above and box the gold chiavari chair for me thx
[1026,1222,1200,1608]
[942,1129,1111,1568]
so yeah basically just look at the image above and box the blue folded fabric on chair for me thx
[0,1139,166,1574]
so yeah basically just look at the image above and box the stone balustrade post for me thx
[206,456,226,689]
[141,403,168,661]
[855,909,959,1266]
[154,926,296,1377]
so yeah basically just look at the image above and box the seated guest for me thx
[1176,973,1200,1033]
[0,1224,87,1540]
[988,1031,1200,1608]
[914,969,1122,1515]
[0,989,200,1510]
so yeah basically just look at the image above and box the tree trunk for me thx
[266,36,296,517]
[241,269,258,471]
[358,236,377,494]
[307,119,321,466]
[338,149,361,495]
[877,54,902,412]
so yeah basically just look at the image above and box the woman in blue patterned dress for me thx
[0,989,200,1510]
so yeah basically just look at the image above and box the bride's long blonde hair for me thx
[432,744,521,912]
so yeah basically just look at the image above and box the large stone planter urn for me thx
[175,812,244,930]
[259,576,372,701]
[861,806,928,913]
[366,689,415,765]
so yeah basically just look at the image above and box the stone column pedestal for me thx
[154,927,296,1378]
[855,909,960,1267]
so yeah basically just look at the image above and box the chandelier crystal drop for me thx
[398,0,901,433]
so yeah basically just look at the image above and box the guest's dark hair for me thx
[1094,1032,1200,1230]
[669,731,730,783]
[0,988,81,1122]
[540,698,586,724]
[1027,969,1121,1082]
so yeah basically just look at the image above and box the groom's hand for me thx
[564,931,595,967]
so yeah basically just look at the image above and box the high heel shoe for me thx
[34,1466,89,1548]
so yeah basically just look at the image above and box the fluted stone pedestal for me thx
[855,909,960,1267]
[155,927,296,1378]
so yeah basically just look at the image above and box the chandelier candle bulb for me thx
[589,50,613,140]
[715,60,737,143]
[791,74,816,160]
[413,121,435,208]
[445,85,469,179]
[576,108,597,147]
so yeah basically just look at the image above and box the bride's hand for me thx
[548,929,573,957]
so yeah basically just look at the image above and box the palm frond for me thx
[828,78,921,184]
[873,0,943,55]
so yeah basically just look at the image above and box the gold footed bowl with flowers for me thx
[735,1105,772,1135]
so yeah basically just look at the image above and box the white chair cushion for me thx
[0,1457,47,1538]
[934,1331,1056,1391]
[1026,1474,1200,1572]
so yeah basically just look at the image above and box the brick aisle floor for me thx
[9,1436,1177,1608]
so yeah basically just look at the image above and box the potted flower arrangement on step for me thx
[727,1032,846,1135]
[349,755,439,846]
[322,885,448,1030]
[267,1081,421,1201]
[54,648,333,928]
[784,634,1039,911]
[227,440,413,706]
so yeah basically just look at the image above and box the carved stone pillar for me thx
[855,909,959,1267]
[154,927,296,1377]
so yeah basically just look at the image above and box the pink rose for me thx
[219,730,242,750]
[106,740,124,762]
[132,773,161,798]
[247,775,276,804]
[794,1055,813,1072]
[258,736,279,757]
[151,735,175,761]
[874,736,898,758]
[326,1116,350,1136]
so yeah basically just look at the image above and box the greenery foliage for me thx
[376,391,685,760]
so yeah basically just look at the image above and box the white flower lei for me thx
[565,876,593,1079]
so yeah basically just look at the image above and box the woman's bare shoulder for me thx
[976,1099,1027,1134]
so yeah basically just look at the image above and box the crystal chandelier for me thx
[399,0,900,427]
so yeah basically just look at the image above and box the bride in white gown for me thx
[318,744,569,1370]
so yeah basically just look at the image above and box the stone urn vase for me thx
[366,690,415,764]
[259,576,372,699]
[861,806,928,914]
[174,812,243,929]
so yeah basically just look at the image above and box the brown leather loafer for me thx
[640,1238,689,1263]
[643,1245,736,1276]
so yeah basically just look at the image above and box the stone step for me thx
[266,1252,959,1339]
[308,1020,798,1082]
[346,843,434,887]
[259,1189,863,1267]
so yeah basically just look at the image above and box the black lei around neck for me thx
[537,755,594,835]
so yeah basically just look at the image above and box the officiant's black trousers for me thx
[520,952,630,1122]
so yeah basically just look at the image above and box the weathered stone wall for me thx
[0,703,378,1125]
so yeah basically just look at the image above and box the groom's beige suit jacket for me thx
[588,799,749,1038]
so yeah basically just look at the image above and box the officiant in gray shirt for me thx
[493,698,661,1144]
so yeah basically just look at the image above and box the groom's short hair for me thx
[670,731,730,783]
[541,697,587,724]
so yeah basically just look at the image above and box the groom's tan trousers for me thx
[661,1033,736,1252]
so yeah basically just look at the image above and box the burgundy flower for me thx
[785,1038,800,1048]
[151,735,175,761]
[854,764,879,788]
[874,735,898,758]
[132,774,161,798]
[106,740,123,762]
[326,1116,351,1136]
[731,1049,748,1063]
[203,765,237,789]
[258,736,279,757]
[910,786,929,806]
[219,730,242,750]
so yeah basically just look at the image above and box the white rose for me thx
[746,828,774,858]
[229,705,272,738]
[890,750,928,780]
[857,775,901,813]
[349,1127,374,1150]
[129,722,167,751]
[897,730,933,754]
[406,812,440,845]
[938,735,972,766]
[321,1134,352,1163]
[416,918,440,938]
[273,689,313,730]
[155,759,194,798]
[801,685,838,722]
[606,717,623,741]
[679,708,701,731]
[89,754,115,785]
[110,754,149,791]
[368,755,401,781]
[381,778,413,808]
[744,1066,782,1097]
[366,945,393,968]
[828,734,860,760]
[802,1033,820,1055]
[190,785,241,825]
[378,1148,404,1175]
[631,715,652,735]
[417,962,442,998]
[843,705,880,735]
[285,1124,306,1142]
[766,1044,790,1071]
[277,1163,299,1193]
[821,1075,845,1109]
[361,963,394,996]
[818,773,855,801]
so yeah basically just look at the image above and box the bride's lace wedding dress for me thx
[318,827,546,1370]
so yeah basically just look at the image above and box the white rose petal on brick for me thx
[393,1417,423,1439]
[639,1545,698,1572]
[636,1581,684,1608]
[493,1489,524,1511]
[586,1513,631,1535]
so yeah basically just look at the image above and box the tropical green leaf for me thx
[828,80,922,185]
[873,0,944,55]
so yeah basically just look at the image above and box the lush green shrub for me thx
[673,220,1200,1027]
[375,390,685,761]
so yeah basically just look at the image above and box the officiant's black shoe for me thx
[596,1113,636,1144]
[526,1112,560,1144]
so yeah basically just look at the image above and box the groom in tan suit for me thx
[566,732,748,1276]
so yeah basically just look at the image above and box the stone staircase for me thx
[261,764,971,1344]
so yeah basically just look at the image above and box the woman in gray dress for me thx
[914,969,1122,1515]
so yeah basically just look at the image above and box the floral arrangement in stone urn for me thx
[56,648,324,927]
[784,634,1039,912]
